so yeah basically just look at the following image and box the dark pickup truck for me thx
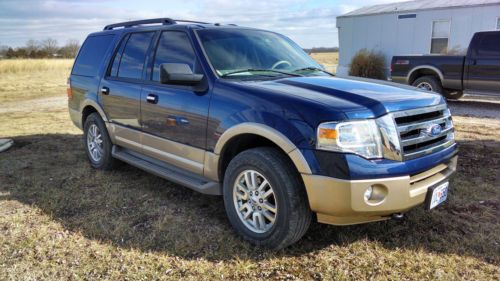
[391,30,500,100]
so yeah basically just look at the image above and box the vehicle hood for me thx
[240,76,444,119]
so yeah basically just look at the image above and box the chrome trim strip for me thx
[397,116,450,133]
[401,127,454,146]
[391,104,447,118]
[404,140,455,160]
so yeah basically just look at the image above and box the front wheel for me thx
[223,147,312,250]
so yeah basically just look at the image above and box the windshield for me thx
[196,29,325,78]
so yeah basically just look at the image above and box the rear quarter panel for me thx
[391,55,465,90]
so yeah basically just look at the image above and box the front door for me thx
[465,32,500,94]
[140,30,210,174]
[100,31,156,150]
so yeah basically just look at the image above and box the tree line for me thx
[0,38,81,59]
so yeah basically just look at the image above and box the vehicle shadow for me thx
[0,133,498,264]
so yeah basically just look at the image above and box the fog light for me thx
[364,186,373,201]
[364,184,388,205]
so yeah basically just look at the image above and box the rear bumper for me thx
[302,155,457,225]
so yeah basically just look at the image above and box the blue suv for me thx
[68,18,458,249]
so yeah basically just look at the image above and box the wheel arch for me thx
[407,65,444,85]
[81,99,108,126]
[211,123,312,182]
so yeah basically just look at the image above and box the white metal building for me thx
[336,0,500,77]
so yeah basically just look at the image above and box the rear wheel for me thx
[223,147,312,250]
[412,75,443,94]
[83,113,116,170]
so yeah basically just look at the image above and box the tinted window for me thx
[477,33,500,57]
[72,35,114,77]
[197,29,320,76]
[110,34,128,77]
[118,32,155,79]
[152,31,198,81]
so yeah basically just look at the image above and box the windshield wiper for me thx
[221,69,302,78]
[292,67,333,75]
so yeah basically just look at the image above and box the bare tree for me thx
[25,39,40,54]
[41,38,58,55]
[65,39,80,57]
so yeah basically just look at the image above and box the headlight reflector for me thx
[317,120,383,159]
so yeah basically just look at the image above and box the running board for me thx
[112,145,221,195]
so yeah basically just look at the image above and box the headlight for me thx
[317,120,383,159]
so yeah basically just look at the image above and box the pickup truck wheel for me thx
[442,90,464,100]
[412,76,443,94]
[223,147,312,250]
[83,113,115,170]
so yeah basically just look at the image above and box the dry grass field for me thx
[309,52,338,74]
[0,59,499,280]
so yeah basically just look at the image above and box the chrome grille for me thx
[392,104,455,160]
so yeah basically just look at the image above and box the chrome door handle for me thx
[146,93,158,104]
[101,86,110,95]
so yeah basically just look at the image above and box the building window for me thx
[398,14,416,19]
[431,20,450,54]
[497,17,500,29]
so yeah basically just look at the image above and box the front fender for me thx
[212,122,312,176]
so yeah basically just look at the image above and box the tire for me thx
[442,90,464,100]
[223,147,312,250]
[83,112,116,170]
[412,76,443,94]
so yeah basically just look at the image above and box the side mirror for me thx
[160,63,204,85]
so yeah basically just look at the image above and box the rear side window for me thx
[113,32,155,79]
[477,33,500,57]
[152,31,198,81]
[72,35,114,77]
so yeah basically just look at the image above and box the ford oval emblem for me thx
[426,124,442,136]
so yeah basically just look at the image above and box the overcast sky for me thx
[0,0,405,48]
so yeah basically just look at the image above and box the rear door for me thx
[465,32,500,94]
[140,30,210,175]
[99,31,156,150]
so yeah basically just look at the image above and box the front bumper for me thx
[302,155,457,225]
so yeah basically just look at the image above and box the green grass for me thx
[0,61,499,280]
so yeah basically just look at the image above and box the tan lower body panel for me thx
[107,123,205,175]
[303,156,457,225]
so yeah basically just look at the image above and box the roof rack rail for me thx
[173,19,211,25]
[103,18,211,30]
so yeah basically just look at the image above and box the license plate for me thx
[427,182,449,210]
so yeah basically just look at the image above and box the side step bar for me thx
[112,145,221,195]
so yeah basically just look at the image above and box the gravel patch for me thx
[448,95,500,119]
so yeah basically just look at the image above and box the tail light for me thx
[67,78,73,99]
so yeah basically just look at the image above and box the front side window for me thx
[431,20,450,54]
[152,31,198,81]
[197,29,323,78]
[112,32,155,79]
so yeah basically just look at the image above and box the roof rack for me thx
[103,18,211,30]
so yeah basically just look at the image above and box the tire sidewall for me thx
[223,151,292,244]
[83,113,113,169]
[413,76,442,94]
